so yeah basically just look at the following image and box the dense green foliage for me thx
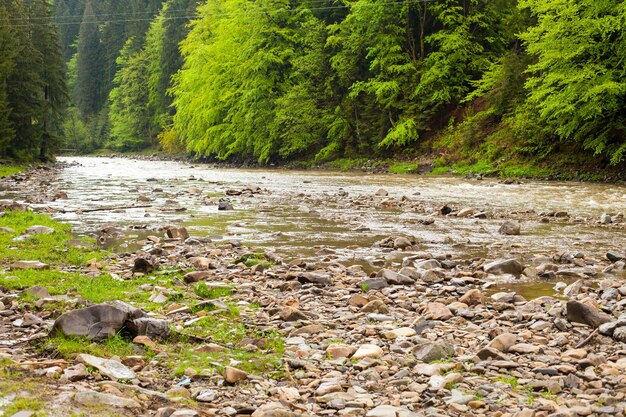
[44,0,626,168]
[0,0,67,161]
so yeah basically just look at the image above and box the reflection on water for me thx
[6,157,625,273]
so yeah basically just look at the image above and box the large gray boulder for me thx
[484,258,523,277]
[52,305,128,341]
[566,301,613,329]
[126,317,171,340]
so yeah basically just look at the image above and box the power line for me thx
[1,0,437,28]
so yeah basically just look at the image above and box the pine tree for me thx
[0,3,17,156]
[74,0,103,118]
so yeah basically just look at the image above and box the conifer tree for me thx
[74,0,103,118]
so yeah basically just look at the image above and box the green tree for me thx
[0,3,17,155]
[74,0,103,118]
[518,0,626,164]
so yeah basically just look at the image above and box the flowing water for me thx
[8,157,626,297]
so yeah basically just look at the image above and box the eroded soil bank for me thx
[0,157,625,417]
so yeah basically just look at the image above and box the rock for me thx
[73,390,140,409]
[375,188,388,197]
[484,259,523,276]
[126,318,171,340]
[183,271,212,283]
[499,221,521,235]
[63,363,89,382]
[218,199,234,210]
[566,301,612,328]
[352,344,384,359]
[224,366,248,384]
[133,257,154,273]
[377,269,413,285]
[509,343,542,354]
[414,341,455,363]
[10,261,49,270]
[170,409,200,417]
[366,405,417,417]
[52,304,128,341]
[316,380,343,396]
[600,213,613,224]
[26,286,50,299]
[349,294,370,307]
[456,208,475,218]
[458,289,482,306]
[166,227,190,240]
[446,389,475,405]
[252,402,301,417]
[133,335,158,349]
[25,225,55,235]
[77,354,136,380]
[383,327,417,340]
[488,333,517,353]
[155,407,177,417]
[359,277,389,291]
[326,344,357,359]
[607,251,624,262]
[613,326,626,342]
[426,302,453,320]
[393,237,412,250]
[421,269,446,283]
[194,389,217,402]
[279,307,307,321]
[9,411,35,417]
[361,300,389,314]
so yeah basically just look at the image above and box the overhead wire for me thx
[0,0,438,28]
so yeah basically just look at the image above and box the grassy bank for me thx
[0,165,25,179]
[0,209,285,389]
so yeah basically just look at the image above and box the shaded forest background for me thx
[1,0,625,175]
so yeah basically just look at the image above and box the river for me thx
[9,157,626,289]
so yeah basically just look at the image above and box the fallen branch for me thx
[59,204,152,214]
[574,328,599,349]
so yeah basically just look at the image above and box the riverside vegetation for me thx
[2,1,626,177]
[0,162,625,416]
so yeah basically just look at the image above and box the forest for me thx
[0,0,625,171]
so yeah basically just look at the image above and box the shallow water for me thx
[10,157,626,288]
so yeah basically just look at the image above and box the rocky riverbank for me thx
[0,163,625,417]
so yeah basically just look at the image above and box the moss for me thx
[193,282,233,299]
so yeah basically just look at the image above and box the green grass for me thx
[235,253,273,269]
[1,397,45,417]
[168,318,285,377]
[45,333,139,359]
[495,375,520,388]
[388,162,420,174]
[0,165,24,179]
[2,269,160,305]
[0,211,103,267]
[193,282,233,299]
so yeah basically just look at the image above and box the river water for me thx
[13,157,626,280]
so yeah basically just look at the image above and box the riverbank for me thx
[0,161,625,417]
[76,148,626,184]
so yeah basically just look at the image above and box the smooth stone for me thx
[326,344,357,359]
[488,333,517,353]
[366,405,418,417]
[384,327,417,340]
[10,261,49,270]
[77,354,136,380]
[566,301,612,328]
[224,366,248,383]
[499,221,521,235]
[426,302,453,320]
[483,259,523,276]
[53,304,128,341]
[414,341,455,363]
[352,344,384,360]
[73,390,140,409]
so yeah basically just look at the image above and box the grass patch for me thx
[168,321,284,377]
[1,269,160,305]
[0,165,24,179]
[0,211,103,267]
[45,333,138,359]
[235,253,273,269]
[1,397,45,417]
[495,375,520,388]
[194,282,233,299]
[388,162,420,174]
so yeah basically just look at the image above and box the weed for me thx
[45,334,138,359]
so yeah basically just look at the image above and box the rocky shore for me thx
[0,162,625,417]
